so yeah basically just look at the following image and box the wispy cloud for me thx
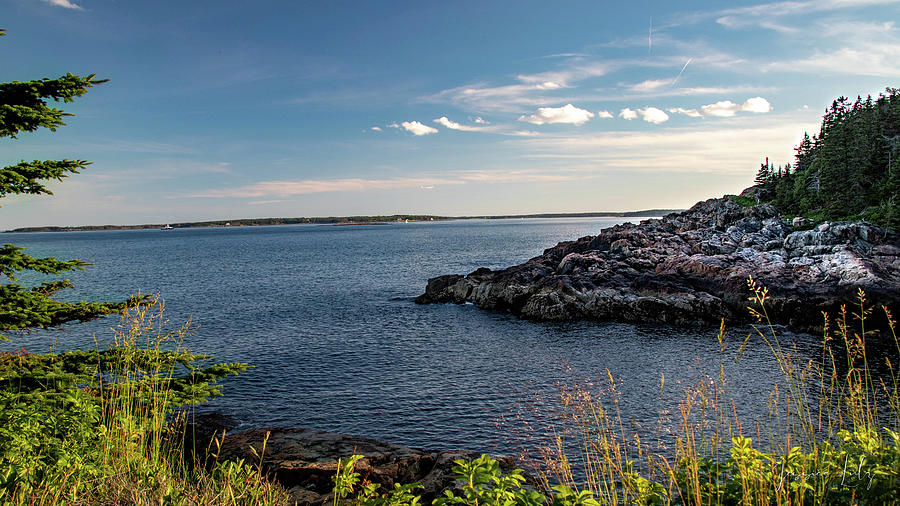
[519,104,594,125]
[676,0,900,28]
[419,60,612,113]
[187,177,463,198]
[420,81,565,113]
[517,62,608,87]
[248,199,289,205]
[434,116,524,136]
[431,116,539,136]
[38,138,200,155]
[764,45,900,77]
[44,0,83,10]
[601,85,777,101]
[668,107,703,118]
[185,168,582,200]
[630,79,673,92]
[715,15,799,33]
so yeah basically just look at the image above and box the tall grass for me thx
[0,297,291,505]
[521,278,900,505]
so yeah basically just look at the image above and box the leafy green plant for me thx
[433,454,546,506]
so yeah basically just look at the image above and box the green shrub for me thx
[0,298,290,505]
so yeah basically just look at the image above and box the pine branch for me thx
[0,159,90,198]
[0,73,107,138]
[0,244,91,281]
[0,284,135,340]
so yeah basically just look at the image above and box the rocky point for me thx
[416,196,900,332]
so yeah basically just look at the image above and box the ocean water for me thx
[1,218,817,454]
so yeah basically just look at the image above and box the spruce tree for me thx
[751,88,900,229]
[0,28,131,340]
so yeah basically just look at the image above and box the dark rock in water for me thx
[214,428,521,505]
[417,196,900,332]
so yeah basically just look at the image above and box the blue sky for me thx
[2,0,899,227]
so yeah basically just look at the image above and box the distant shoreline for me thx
[4,210,682,233]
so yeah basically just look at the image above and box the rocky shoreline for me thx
[187,416,520,505]
[416,196,900,332]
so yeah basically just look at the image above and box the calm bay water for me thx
[2,218,817,453]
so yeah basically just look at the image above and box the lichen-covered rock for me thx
[416,196,900,332]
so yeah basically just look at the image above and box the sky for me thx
[2,0,899,228]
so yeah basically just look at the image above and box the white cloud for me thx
[597,110,614,119]
[434,117,464,130]
[668,107,703,118]
[630,79,672,92]
[700,97,771,117]
[434,116,497,133]
[640,107,670,124]
[401,121,438,136]
[742,97,772,113]
[387,123,400,129]
[518,104,595,126]
[44,0,83,9]
[619,108,639,120]
[370,126,382,131]
[473,117,489,124]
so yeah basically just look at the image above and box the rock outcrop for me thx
[416,196,900,331]
[213,428,519,505]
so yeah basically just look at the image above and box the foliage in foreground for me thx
[0,299,290,505]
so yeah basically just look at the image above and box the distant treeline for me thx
[754,87,900,229]
[4,210,681,233]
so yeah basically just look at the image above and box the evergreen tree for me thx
[751,88,900,229]
[754,157,772,186]
[0,28,131,339]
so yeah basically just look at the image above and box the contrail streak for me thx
[672,57,693,86]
